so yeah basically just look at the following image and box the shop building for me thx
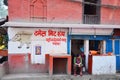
[3,0,120,75]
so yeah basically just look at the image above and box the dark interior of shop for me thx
[71,39,102,74]
[89,40,100,51]
[89,40,103,55]
[71,39,84,74]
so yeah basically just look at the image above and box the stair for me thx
[1,73,120,80]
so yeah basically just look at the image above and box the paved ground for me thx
[1,73,120,80]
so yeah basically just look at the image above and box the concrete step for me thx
[1,73,120,80]
[1,73,70,80]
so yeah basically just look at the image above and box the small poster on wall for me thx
[35,46,41,55]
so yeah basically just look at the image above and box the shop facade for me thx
[3,0,120,75]
[8,27,69,73]
[5,22,120,75]
[69,28,120,75]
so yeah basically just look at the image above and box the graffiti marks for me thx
[11,31,32,49]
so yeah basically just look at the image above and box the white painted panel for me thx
[31,41,46,64]
[8,27,68,63]
[92,56,116,75]
[8,28,68,53]
[8,42,31,54]
[95,29,113,35]
[71,28,94,35]
[8,28,34,53]
[71,28,113,35]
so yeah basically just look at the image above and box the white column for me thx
[103,40,106,54]
[112,39,115,54]
[84,40,89,70]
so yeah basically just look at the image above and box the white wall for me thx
[71,28,113,35]
[92,56,116,75]
[8,27,68,63]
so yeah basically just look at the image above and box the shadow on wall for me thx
[0,56,8,64]
[0,61,9,79]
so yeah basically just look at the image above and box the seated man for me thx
[73,54,83,76]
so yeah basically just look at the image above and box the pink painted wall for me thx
[7,0,120,73]
[8,0,82,23]
[101,0,120,24]
[8,53,70,74]
[47,0,82,23]
[8,0,30,21]
[8,54,47,73]
[8,0,120,24]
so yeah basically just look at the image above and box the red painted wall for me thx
[8,0,120,73]
[8,0,30,21]
[8,0,82,23]
[101,0,120,24]
[8,0,120,24]
[47,0,82,23]
[8,53,71,74]
[8,54,47,73]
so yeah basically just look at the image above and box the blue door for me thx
[106,40,112,53]
[115,40,120,71]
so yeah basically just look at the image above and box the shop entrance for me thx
[71,39,104,75]
[89,40,103,54]
[71,39,85,74]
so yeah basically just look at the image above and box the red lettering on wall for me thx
[48,29,57,36]
[34,29,66,37]
[46,37,66,45]
[34,29,46,37]
[52,42,60,45]
[34,29,66,45]
[57,31,65,36]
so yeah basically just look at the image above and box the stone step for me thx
[1,73,120,80]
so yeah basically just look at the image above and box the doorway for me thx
[70,39,105,74]
[115,40,120,72]
[71,39,85,74]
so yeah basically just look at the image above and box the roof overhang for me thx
[2,21,120,29]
